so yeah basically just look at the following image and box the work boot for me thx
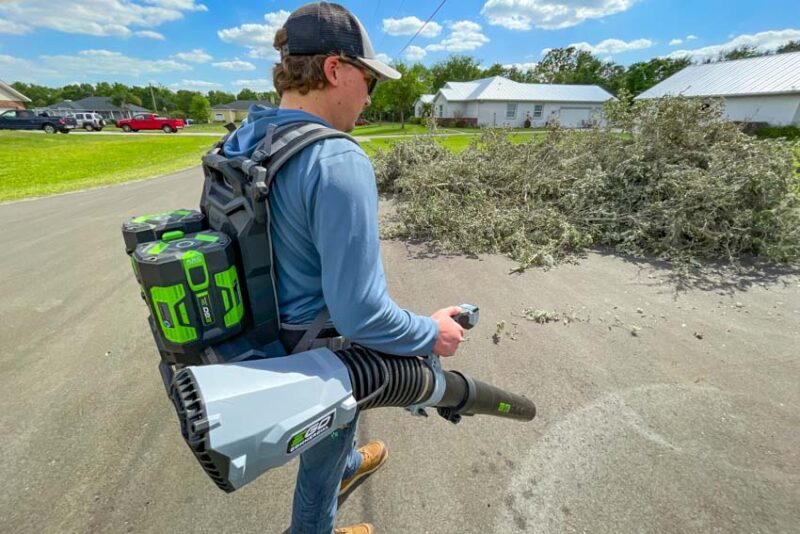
[339,440,388,495]
[334,523,374,534]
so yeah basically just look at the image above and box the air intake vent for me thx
[171,369,235,492]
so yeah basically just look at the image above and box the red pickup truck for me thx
[116,113,185,133]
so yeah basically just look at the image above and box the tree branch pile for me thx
[373,97,800,268]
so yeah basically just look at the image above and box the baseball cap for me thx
[280,2,401,82]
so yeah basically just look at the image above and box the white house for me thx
[431,76,615,128]
[636,51,800,126]
[413,94,435,118]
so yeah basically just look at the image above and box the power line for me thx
[377,0,405,50]
[397,0,448,57]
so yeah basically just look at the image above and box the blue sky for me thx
[1,0,798,92]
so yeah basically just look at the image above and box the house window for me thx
[438,105,443,117]
[533,104,543,119]
[506,103,517,120]
[214,113,224,121]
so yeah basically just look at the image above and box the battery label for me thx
[287,411,335,454]
[196,293,214,325]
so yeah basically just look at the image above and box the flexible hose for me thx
[334,345,535,421]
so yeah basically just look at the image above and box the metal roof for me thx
[637,51,800,99]
[45,96,149,112]
[437,76,614,103]
[416,94,435,104]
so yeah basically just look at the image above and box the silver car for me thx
[68,112,106,132]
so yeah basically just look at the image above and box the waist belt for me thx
[279,307,349,353]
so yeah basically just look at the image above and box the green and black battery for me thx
[122,210,205,255]
[132,230,245,364]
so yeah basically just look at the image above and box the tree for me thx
[237,88,258,101]
[207,90,236,106]
[429,55,482,91]
[60,83,93,101]
[534,47,623,93]
[719,46,762,61]
[776,40,800,54]
[621,57,691,95]
[175,90,200,114]
[370,62,429,127]
[189,94,211,123]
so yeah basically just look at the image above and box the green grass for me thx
[0,131,215,202]
[353,123,430,136]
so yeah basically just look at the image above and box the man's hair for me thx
[272,28,331,96]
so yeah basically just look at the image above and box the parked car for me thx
[68,112,106,131]
[116,113,185,133]
[0,109,76,133]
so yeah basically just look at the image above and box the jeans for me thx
[290,413,363,533]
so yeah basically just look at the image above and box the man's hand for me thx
[431,306,464,357]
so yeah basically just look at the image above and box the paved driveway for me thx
[1,168,798,533]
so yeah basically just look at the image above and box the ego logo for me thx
[287,411,335,454]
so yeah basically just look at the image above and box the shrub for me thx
[375,96,800,268]
[754,125,800,140]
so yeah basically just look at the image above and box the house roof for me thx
[45,96,149,112]
[0,80,31,102]
[211,100,276,110]
[416,94,435,104]
[436,76,615,103]
[637,51,800,99]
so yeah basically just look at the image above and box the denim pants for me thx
[290,413,363,533]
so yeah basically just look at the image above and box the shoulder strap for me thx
[245,122,357,200]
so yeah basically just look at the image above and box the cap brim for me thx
[356,57,401,81]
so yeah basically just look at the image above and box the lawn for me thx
[0,131,216,202]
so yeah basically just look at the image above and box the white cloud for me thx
[405,46,427,61]
[669,38,682,46]
[666,28,800,61]
[169,79,222,91]
[0,0,207,38]
[43,49,192,76]
[0,18,31,35]
[383,16,442,38]
[567,37,653,55]
[174,48,213,63]
[135,30,165,40]
[375,53,393,64]
[686,34,698,41]
[482,0,638,31]
[426,20,490,53]
[502,61,538,72]
[212,59,256,71]
[231,78,275,91]
[218,10,290,62]
[0,54,58,81]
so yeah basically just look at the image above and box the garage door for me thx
[558,107,593,128]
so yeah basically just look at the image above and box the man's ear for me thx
[323,56,340,87]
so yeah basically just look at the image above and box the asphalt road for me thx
[1,168,799,533]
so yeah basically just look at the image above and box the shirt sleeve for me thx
[306,142,438,356]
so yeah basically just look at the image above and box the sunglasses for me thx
[340,58,378,95]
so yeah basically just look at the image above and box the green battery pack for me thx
[132,230,245,363]
[121,210,205,255]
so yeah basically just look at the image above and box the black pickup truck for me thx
[0,109,77,133]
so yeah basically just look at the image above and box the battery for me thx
[121,210,205,255]
[132,230,245,363]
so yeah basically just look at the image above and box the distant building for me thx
[0,80,31,112]
[636,51,800,126]
[413,94,435,118]
[42,96,149,121]
[211,100,277,123]
[431,76,615,128]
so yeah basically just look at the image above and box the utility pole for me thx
[149,83,157,112]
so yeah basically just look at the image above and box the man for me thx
[222,3,464,533]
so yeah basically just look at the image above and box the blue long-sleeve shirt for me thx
[224,106,438,355]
